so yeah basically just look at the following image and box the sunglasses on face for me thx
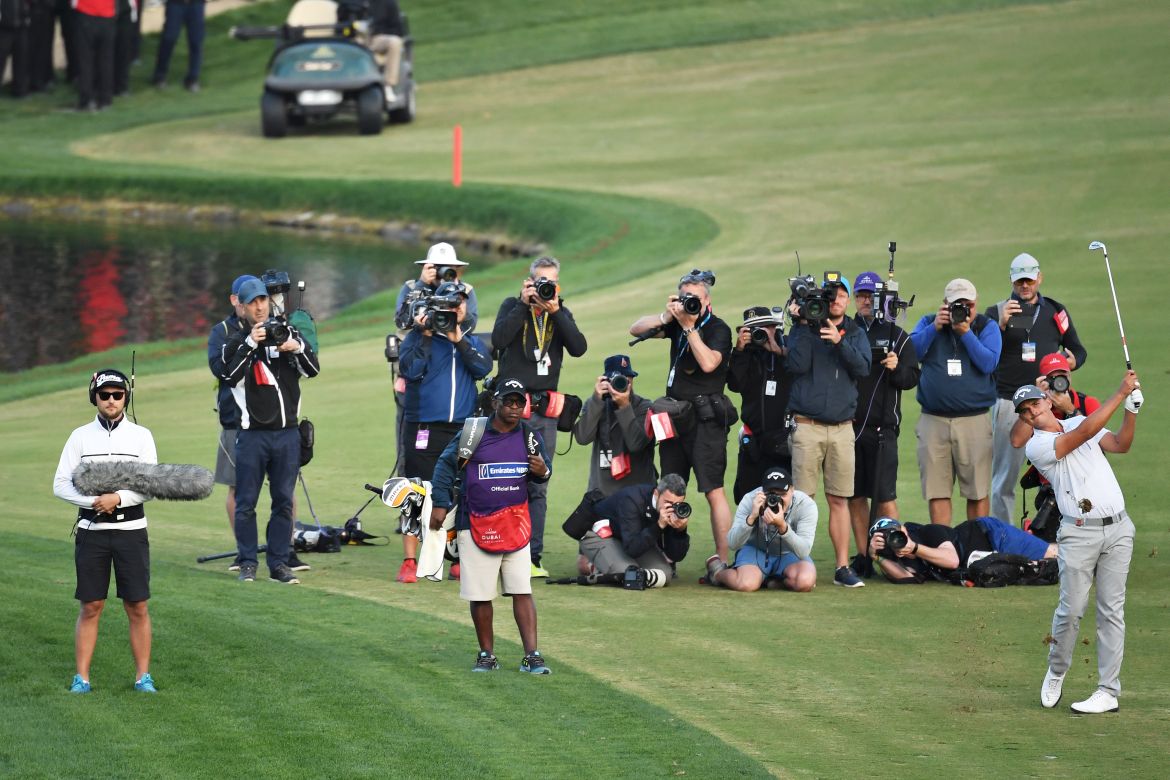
[97,391,125,401]
[499,396,526,408]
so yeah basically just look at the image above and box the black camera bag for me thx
[562,489,605,540]
[298,418,315,467]
[650,396,694,435]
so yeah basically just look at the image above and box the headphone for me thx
[89,369,131,406]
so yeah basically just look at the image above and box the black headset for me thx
[88,369,131,406]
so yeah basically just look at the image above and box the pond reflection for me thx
[0,218,488,372]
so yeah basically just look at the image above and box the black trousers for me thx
[113,10,134,94]
[0,27,30,97]
[74,12,114,108]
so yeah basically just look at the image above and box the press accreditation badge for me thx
[667,367,676,388]
[598,449,612,470]
[765,380,777,397]
[1022,341,1037,362]
[415,428,430,450]
[534,348,551,376]
[947,359,963,377]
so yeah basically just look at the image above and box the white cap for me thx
[1009,253,1040,282]
[415,242,469,267]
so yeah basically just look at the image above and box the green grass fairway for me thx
[3,0,1170,776]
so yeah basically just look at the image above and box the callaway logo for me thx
[458,417,482,459]
[766,471,783,481]
[478,462,528,480]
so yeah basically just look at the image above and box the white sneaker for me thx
[1070,689,1119,714]
[1040,668,1065,708]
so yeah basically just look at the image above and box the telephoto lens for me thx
[1049,374,1070,393]
[750,327,768,346]
[679,293,703,316]
[607,372,630,393]
[765,492,783,511]
[948,300,970,324]
[263,318,291,344]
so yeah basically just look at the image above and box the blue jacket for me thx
[785,318,871,423]
[399,330,492,423]
[910,313,1001,415]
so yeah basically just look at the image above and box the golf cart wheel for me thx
[357,86,384,135]
[261,91,288,139]
[389,83,416,124]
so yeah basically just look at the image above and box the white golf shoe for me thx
[1070,689,1119,714]
[1040,668,1065,708]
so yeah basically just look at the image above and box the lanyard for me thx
[525,308,554,360]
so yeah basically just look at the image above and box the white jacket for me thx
[53,415,158,531]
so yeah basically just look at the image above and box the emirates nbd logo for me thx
[478,462,528,480]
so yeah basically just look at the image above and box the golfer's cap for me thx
[944,278,978,303]
[853,271,881,294]
[603,354,637,378]
[1013,384,1047,412]
[762,467,792,493]
[742,305,783,327]
[237,278,268,304]
[92,370,128,391]
[1039,352,1070,375]
[231,274,260,296]
[1010,253,1041,281]
[494,378,527,400]
[415,242,469,267]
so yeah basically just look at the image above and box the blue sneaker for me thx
[69,674,91,694]
[520,651,551,675]
[134,673,158,693]
[472,651,500,672]
[833,566,865,588]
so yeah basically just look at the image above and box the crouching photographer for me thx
[576,474,691,585]
[705,468,816,592]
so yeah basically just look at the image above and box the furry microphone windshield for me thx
[73,462,215,501]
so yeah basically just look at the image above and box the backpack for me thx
[960,553,1059,588]
[289,309,318,354]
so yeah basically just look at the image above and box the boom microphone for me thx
[73,462,215,500]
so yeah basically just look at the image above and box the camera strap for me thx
[526,308,554,362]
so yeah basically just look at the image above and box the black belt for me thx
[78,504,145,523]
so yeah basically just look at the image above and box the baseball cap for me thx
[1039,352,1070,375]
[868,517,902,537]
[742,306,783,327]
[231,274,260,296]
[944,278,978,303]
[1013,384,1047,412]
[853,271,881,294]
[237,278,269,304]
[1009,253,1041,282]
[92,369,128,391]
[415,242,469,267]
[761,467,792,493]
[603,355,637,378]
[494,378,527,400]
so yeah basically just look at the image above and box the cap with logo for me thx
[761,467,792,493]
[944,278,978,303]
[1013,384,1047,412]
[603,355,637,378]
[1039,352,1070,375]
[237,278,269,304]
[415,242,469,267]
[742,306,783,327]
[853,271,881,294]
[1009,253,1041,282]
[494,378,527,399]
[89,369,130,406]
[868,517,902,537]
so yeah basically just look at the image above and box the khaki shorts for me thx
[790,420,854,498]
[915,412,992,500]
[457,530,532,601]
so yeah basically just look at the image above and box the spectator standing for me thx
[909,278,1002,526]
[571,354,655,498]
[72,0,115,110]
[111,0,134,95]
[0,0,31,97]
[150,0,204,92]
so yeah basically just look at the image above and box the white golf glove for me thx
[1125,388,1143,414]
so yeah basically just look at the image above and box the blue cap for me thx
[237,278,268,304]
[603,355,637,378]
[232,274,260,296]
[854,271,881,294]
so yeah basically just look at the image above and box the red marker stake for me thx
[453,125,463,188]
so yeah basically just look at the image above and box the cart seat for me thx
[287,0,339,37]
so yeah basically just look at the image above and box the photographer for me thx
[847,271,919,578]
[572,354,655,497]
[395,280,491,583]
[909,279,1001,526]
[578,474,690,582]
[220,278,321,585]
[987,253,1087,525]
[492,255,588,578]
[54,369,159,694]
[629,268,735,562]
[786,275,871,588]
[705,468,816,593]
[727,306,793,504]
[868,516,1055,584]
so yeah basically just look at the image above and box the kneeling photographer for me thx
[577,474,691,585]
[705,468,817,592]
[868,516,1055,584]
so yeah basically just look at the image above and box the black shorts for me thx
[75,527,151,603]
[851,426,899,502]
[660,418,729,494]
[403,421,463,482]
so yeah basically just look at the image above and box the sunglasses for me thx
[97,390,125,401]
[499,395,526,408]
[679,268,716,286]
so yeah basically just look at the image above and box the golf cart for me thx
[231,0,415,138]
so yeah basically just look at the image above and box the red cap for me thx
[1039,353,1070,375]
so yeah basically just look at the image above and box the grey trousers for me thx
[579,531,671,578]
[990,397,1028,523]
[1048,515,1134,697]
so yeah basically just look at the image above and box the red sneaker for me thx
[396,558,418,583]
[448,563,461,581]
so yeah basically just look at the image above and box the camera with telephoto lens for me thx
[678,292,703,316]
[262,317,291,345]
[534,277,558,302]
[622,565,668,590]
[1049,374,1070,394]
[749,327,769,347]
[948,300,970,324]
[671,500,692,519]
[605,371,630,393]
[422,293,462,334]
[436,266,459,283]
[869,519,909,560]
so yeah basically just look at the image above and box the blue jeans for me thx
[234,427,300,571]
[976,516,1050,560]
[152,1,204,85]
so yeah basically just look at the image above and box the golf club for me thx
[1089,240,1143,409]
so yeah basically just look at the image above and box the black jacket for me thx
[220,323,321,430]
[985,294,1087,399]
[853,315,919,430]
[491,297,587,391]
[208,313,247,429]
[726,342,790,436]
[592,484,690,563]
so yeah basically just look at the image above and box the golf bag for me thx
[960,554,1059,588]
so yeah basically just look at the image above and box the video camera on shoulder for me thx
[422,293,462,334]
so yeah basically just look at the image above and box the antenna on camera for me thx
[794,250,803,276]
[129,350,138,423]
